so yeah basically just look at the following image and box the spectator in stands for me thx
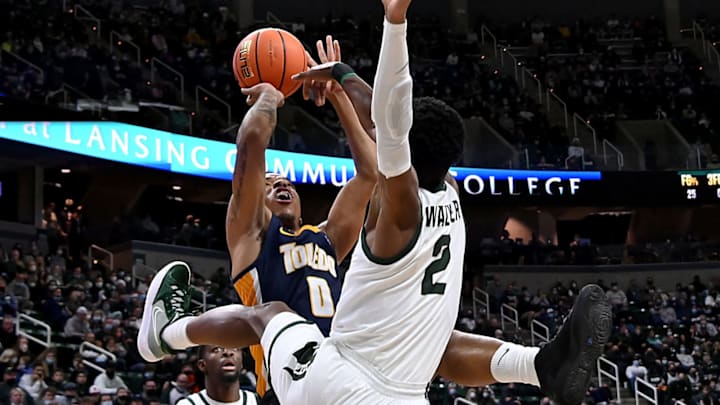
[63,306,91,338]
[566,138,585,169]
[14,336,30,359]
[18,363,47,401]
[625,359,648,394]
[72,371,90,397]
[7,269,30,308]
[587,382,612,405]
[168,373,190,405]
[667,373,693,403]
[141,379,160,402]
[92,361,127,394]
[0,316,17,349]
[9,387,25,405]
[606,282,628,308]
[0,369,32,405]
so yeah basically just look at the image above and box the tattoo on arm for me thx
[254,94,278,127]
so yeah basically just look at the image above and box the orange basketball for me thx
[233,28,307,98]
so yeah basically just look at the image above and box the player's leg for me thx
[137,261,324,404]
[437,284,612,405]
[137,261,290,361]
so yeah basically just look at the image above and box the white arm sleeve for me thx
[371,18,413,178]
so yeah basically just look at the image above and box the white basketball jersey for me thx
[330,182,465,389]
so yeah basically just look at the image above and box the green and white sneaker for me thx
[137,261,192,362]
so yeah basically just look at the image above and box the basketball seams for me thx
[276,29,288,94]
[254,30,264,83]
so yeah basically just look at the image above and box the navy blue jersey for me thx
[232,215,342,394]
[232,215,342,333]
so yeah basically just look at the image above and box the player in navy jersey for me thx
[224,37,377,399]
[232,176,341,337]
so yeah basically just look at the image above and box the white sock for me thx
[490,342,541,387]
[160,316,197,350]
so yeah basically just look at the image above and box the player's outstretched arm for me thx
[337,72,374,138]
[365,0,422,259]
[226,84,285,271]
[292,37,379,262]
[316,37,379,262]
[324,89,378,261]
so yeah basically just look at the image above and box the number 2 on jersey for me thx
[422,234,451,295]
[306,276,335,317]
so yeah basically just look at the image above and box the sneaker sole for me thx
[560,285,612,405]
[137,261,191,362]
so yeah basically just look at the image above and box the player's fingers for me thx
[326,35,335,62]
[316,40,329,64]
[305,51,318,68]
[313,83,326,106]
[302,79,312,101]
[334,40,342,62]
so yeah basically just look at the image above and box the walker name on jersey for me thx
[425,200,462,228]
[279,243,338,278]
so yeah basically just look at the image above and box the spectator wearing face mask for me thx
[36,349,58,374]
[14,337,30,358]
[142,380,160,402]
[91,362,127,394]
[625,359,648,394]
[98,393,114,405]
[0,369,33,405]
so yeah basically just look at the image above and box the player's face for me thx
[201,347,242,382]
[264,174,302,224]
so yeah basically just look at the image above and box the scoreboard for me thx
[679,171,720,202]
[457,169,720,206]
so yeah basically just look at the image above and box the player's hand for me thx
[241,83,285,108]
[293,35,343,106]
[382,0,411,24]
[293,61,336,83]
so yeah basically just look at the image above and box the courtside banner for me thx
[3,121,719,205]
[0,121,601,197]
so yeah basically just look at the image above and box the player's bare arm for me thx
[226,84,285,272]
[315,37,378,262]
[293,37,379,262]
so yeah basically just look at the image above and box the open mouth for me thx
[275,189,293,203]
[221,360,236,372]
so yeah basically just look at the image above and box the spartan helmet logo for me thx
[283,341,320,381]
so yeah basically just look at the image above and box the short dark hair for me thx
[410,97,465,189]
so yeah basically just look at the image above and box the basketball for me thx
[233,28,308,98]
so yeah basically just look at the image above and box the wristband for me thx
[331,63,357,85]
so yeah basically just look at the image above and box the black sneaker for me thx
[535,284,612,405]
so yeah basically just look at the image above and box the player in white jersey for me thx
[137,0,612,403]
[330,178,465,386]
[176,345,259,405]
